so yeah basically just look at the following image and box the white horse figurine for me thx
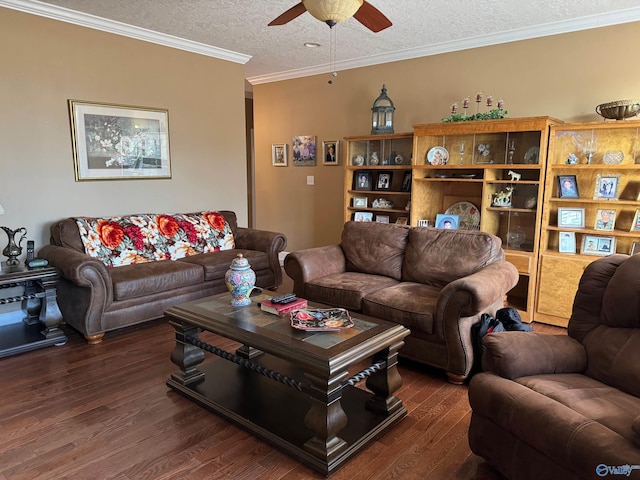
[507,170,521,182]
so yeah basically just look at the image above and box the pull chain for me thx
[328,25,337,84]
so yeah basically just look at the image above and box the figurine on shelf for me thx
[492,186,514,207]
[566,153,579,165]
[507,170,521,182]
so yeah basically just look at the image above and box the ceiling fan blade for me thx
[268,2,308,26]
[354,1,392,32]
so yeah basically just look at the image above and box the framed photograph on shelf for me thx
[593,209,616,231]
[68,100,171,181]
[594,174,621,200]
[630,209,640,232]
[557,207,585,228]
[354,211,373,222]
[400,171,412,192]
[558,231,576,254]
[557,174,579,198]
[395,217,408,225]
[292,135,317,166]
[322,141,339,165]
[272,143,287,167]
[435,214,459,229]
[582,235,615,256]
[631,242,640,255]
[375,215,390,223]
[375,172,393,191]
[352,196,368,208]
[354,172,371,191]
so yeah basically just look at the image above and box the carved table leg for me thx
[169,320,205,386]
[303,370,349,462]
[365,339,405,415]
[38,276,65,343]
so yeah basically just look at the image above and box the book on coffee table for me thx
[259,297,308,316]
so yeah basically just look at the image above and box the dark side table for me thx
[0,262,67,358]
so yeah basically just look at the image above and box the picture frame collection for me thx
[272,137,340,166]
[555,174,640,255]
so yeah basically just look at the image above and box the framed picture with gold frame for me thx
[69,100,171,181]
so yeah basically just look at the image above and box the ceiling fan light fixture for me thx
[303,0,363,26]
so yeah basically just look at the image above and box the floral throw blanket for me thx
[74,211,235,267]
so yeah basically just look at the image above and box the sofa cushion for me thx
[469,372,640,479]
[178,249,270,282]
[403,228,503,288]
[304,272,399,311]
[340,221,409,281]
[110,260,204,301]
[363,282,438,335]
[74,211,234,267]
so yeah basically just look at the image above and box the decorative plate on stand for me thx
[445,201,481,230]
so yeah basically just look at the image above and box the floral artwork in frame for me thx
[68,100,171,181]
[292,135,317,166]
[272,144,288,167]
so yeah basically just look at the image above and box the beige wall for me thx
[254,21,640,252]
[0,8,248,254]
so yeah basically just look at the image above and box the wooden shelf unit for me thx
[536,120,640,327]
[410,117,562,322]
[344,133,414,224]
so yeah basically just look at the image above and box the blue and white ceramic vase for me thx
[225,253,256,306]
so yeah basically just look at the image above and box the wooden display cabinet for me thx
[536,120,640,326]
[411,117,562,322]
[344,133,413,225]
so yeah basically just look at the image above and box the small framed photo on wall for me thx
[322,141,339,165]
[272,143,287,166]
[557,175,579,198]
[594,174,620,200]
[558,231,576,254]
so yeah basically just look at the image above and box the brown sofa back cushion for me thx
[51,210,238,254]
[582,254,640,397]
[341,221,409,281]
[402,228,504,288]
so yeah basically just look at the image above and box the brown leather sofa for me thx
[468,253,640,480]
[284,221,518,383]
[39,211,286,344]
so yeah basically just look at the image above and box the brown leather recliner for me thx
[468,253,640,480]
[284,221,518,383]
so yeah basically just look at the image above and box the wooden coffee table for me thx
[165,291,410,475]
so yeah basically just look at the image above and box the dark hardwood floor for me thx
[0,274,566,479]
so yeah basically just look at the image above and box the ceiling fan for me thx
[268,0,392,32]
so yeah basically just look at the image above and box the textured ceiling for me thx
[6,0,640,84]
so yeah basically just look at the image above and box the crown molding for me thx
[247,6,640,85]
[0,0,251,64]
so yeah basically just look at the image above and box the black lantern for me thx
[371,84,395,135]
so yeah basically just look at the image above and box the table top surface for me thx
[166,291,409,374]
[0,262,59,284]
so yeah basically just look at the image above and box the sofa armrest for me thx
[283,245,346,298]
[39,244,112,298]
[438,261,519,317]
[234,227,287,286]
[482,332,587,379]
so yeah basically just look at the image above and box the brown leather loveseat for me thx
[284,221,518,383]
[468,253,640,480]
[39,210,286,344]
